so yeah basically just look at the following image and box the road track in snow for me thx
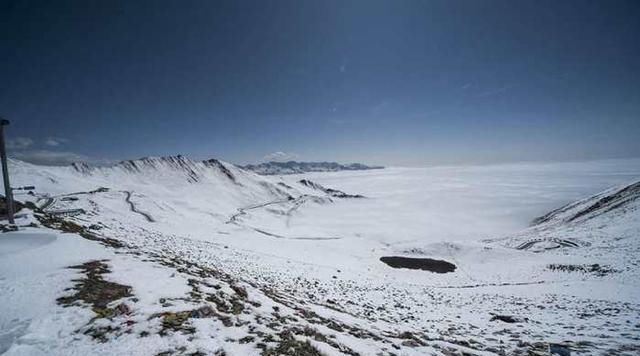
[38,197,55,211]
[227,196,341,240]
[123,191,155,223]
[515,237,579,250]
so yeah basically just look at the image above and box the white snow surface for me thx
[1,156,640,355]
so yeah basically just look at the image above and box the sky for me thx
[1,0,639,166]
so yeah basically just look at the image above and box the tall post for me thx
[0,119,15,224]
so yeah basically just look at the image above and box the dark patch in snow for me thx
[277,182,293,189]
[568,181,640,222]
[532,180,640,225]
[259,181,293,200]
[298,179,364,198]
[490,314,525,323]
[0,196,25,218]
[547,263,618,276]
[57,260,132,316]
[203,158,238,184]
[35,212,127,249]
[261,329,327,356]
[549,343,572,356]
[380,256,456,273]
[47,208,85,217]
[71,162,93,174]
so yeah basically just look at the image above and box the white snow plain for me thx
[1,157,639,355]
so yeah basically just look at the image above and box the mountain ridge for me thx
[241,160,384,175]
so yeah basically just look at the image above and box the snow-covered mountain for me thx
[500,179,640,253]
[2,155,364,239]
[10,155,291,215]
[1,158,640,355]
[240,160,383,175]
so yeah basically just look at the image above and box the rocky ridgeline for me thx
[241,161,383,175]
[70,155,247,185]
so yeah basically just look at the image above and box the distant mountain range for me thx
[240,161,384,175]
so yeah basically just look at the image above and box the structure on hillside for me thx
[0,118,15,224]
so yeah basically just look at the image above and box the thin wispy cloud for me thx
[6,137,34,150]
[5,136,107,166]
[328,118,349,125]
[339,58,348,73]
[371,100,391,116]
[10,149,115,166]
[11,150,89,166]
[476,85,514,98]
[263,151,299,162]
[44,137,69,147]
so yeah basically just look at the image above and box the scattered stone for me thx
[114,302,132,316]
[84,325,121,342]
[490,314,525,323]
[230,284,248,299]
[261,329,323,356]
[549,343,571,356]
[191,306,215,318]
[158,311,195,335]
[238,335,255,344]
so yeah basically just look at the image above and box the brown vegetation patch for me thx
[57,260,132,313]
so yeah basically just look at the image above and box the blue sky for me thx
[1,0,639,166]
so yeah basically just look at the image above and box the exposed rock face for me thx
[71,155,247,185]
[203,158,237,183]
[63,155,293,203]
[0,196,24,217]
[116,155,201,183]
[71,162,93,175]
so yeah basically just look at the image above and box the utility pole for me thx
[0,118,15,224]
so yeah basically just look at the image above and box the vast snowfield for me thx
[1,156,639,355]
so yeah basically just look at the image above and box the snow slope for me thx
[1,157,640,355]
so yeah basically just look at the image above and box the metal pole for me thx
[0,118,15,224]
